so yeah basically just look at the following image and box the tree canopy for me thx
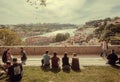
[0,28,22,46]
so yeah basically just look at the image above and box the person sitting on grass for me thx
[41,51,50,70]
[107,49,118,66]
[7,58,23,82]
[0,61,11,77]
[62,52,70,71]
[71,53,80,71]
[51,52,60,71]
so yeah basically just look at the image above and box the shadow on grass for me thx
[111,65,120,69]
[50,68,61,73]
[62,70,70,73]
[0,75,21,82]
[40,66,82,73]
[40,66,51,72]
[62,68,71,73]
[5,78,21,82]
[72,69,81,72]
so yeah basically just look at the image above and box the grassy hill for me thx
[0,66,120,82]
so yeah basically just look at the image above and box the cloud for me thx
[73,0,120,24]
[111,5,120,13]
[0,0,119,24]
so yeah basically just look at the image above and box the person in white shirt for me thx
[100,40,108,57]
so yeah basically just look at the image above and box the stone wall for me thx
[0,46,120,56]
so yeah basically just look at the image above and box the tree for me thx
[0,28,22,46]
[65,32,70,39]
[111,24,120,33]
[55,33,65,42]
[101,30,113,40]
[55,33,70,42]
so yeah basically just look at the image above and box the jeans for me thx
[100,50,107,57]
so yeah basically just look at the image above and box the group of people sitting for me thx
[0,58,23,82]
[0,47,119,81]
[0,48,25,82]
[41,51,80,71]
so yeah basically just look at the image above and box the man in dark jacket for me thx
[62,52,70,71]
[8,58,23,82]
[51,52,60,70]
[107,49,118,66]
[20,47,27,65]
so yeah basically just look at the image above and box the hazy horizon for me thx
[0,0,120,25]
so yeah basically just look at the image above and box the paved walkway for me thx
[0,55,108,67]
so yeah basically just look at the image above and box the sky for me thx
[0,0,120,25]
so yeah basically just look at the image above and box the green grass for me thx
[0,66,120,82]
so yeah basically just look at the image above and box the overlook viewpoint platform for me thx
[0,45,120,55]
[0,55,108,67]
[0,46,119,67]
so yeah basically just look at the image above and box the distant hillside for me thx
[85,17,120,27]
[0,23,77,38]
[81,17,120,45]
[0,23,77,29]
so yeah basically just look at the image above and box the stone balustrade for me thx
[0,45,119,56]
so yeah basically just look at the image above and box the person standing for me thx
[100,40,108,57]
[2,48,10,64]
[6,52,13,62]
[20,47,27,65]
